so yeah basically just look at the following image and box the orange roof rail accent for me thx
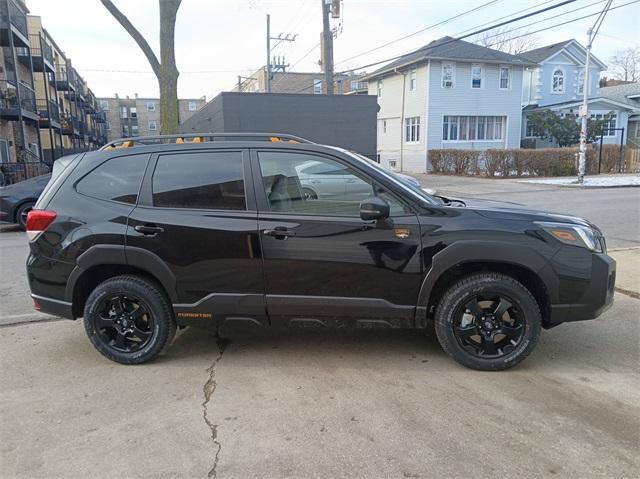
[103,145,115,150]
[288,139,299,144]
[122,140,134,148]
[175,137,184,144]
[192,136,204,143]
[270,137,281,142]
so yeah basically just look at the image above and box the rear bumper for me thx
[548,253,616,325]
[32,294,74,319]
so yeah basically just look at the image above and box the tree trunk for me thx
[159,0,181,134]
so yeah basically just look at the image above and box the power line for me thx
[334,0,502,67]
[79,68,258,74]
[335,0,581,74]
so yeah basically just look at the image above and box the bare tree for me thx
[608,48,640,83]
[474,27,539,55]
[100,0,182,134]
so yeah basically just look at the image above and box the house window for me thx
[147,101,156,112]
[99,100,109,111]
[471,64,482,89]
[525,118,539,137]
[131,125,139,137]
[350,80,358,90]
[383,120,387,134]
[591,113,617,137]
[0,139,9,163]
[121,125,129,137]
[188,101,197,111]
[106,121,112,131]
[442,115,506,141]
[552,68,565,93]
[499,66,510,89]
[377,80,383,97]
[130,107,137,119]
[405,117,420,143]
[148,120,157,131]
[442,63,454,88]
[409,69,417,91]
[120,106,128,119]
[313,79,323,94]
[29,143,40,158]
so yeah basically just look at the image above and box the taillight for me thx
[26,210,57,241]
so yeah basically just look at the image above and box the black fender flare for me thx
[65,245,178,302]
[417,240,558,311]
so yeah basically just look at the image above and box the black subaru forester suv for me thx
[26,133,616,371]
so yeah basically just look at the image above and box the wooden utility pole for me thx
[266,14,271,93]
[321,0,334,94]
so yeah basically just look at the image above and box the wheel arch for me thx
[417,241,555,327]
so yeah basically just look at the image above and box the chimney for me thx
[115,93,119,98]
[134,93,138,98]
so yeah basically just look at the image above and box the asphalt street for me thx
[1,178,639,478]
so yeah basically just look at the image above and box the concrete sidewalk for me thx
[610,248,640,298]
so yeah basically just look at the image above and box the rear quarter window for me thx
[76,154,149,204]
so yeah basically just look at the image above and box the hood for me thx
[442,195,595,229]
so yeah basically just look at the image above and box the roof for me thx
[525,95,640,113]
[517,40,573,63]
[364,36,532,80]
[599,83,640,109]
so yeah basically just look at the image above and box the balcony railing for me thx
[0,0,28,39]
[29,34,54,65]
[36,98,60,123]
[0,80,36,113]
[0,161,51,186]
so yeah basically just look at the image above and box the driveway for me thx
[1,181,639,478]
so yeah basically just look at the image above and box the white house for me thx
[363,36,532,173]
[518,40,637,147]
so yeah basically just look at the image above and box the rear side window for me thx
[76,154,148,204]
[152,151,246,210]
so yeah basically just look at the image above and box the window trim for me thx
[147,149,249,212]
[471,64,483,89]
[405,116,420,143]
[499,65,511,90]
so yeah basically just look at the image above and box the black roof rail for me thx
[99,132,314,150]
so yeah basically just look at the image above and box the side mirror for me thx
[359,196,390,221]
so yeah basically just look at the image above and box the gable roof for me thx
[599,83,640,109]
[518,39,606,70]
[363,36,533,80]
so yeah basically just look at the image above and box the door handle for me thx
[134,224,164,236]
[263,227,296,239]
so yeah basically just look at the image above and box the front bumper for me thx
[548,252,616,325]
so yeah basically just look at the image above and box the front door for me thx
[252,149,422,328]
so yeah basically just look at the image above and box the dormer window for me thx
[442,63,454,88]
[552,68,565,93]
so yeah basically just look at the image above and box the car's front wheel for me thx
[434,273,541,371]
[83,275,176,364]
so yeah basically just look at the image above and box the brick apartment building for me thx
[99,95,206,142]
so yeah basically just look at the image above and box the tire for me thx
[15,202,35,230]
[83,275,176,364]
[434,273,541,371]
[302,187,318,200]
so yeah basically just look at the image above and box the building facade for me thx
[1,0,106,176]
[98,95,206,142]
[234,67,368,95]
[364,37,530,172]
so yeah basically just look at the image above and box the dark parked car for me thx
[0,173,51,229]
[26,134,615,370]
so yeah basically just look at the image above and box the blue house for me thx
[519,40,636,146]
[363,37,533,172]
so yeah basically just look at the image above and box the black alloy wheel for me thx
[93,294,154,353]
[16,202,34,230]
[453,294,525,358]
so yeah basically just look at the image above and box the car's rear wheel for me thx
[302,187,318,200]
[83,275,176,364]
[434,273,541,371]
[16,202,35,230]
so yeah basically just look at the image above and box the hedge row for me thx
[429,145,625,177]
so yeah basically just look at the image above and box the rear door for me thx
[126,148,266,327]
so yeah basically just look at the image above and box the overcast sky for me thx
[26,0,640,100]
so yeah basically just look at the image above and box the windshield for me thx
[338,149,439,205]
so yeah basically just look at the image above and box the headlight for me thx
[536,222,603,252]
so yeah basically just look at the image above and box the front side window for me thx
[471,64,482,88]
[76,154,148,204]
[442,63,454,88]
[499,66,510,89]
[313,79,323,94]
[552,68,564,93]
[258,151,375,216]
[405,117,420,143]
[152,152,245,210]
[409,69,417,91]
